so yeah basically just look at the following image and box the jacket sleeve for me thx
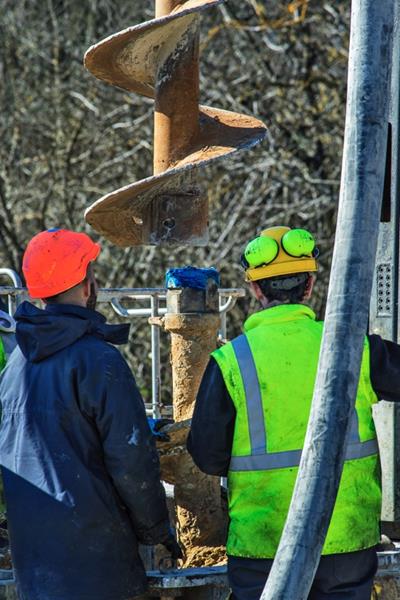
[79,345,170,545]
[187,357,236,477]
[368,334,400,402]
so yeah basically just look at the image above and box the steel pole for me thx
[261,2,394,598]
[0,269,24,314]
[151,295,162,418]
[162,276,227,567]
[155,0,182,18]
[154,0,199,174]
[152,0,207,243]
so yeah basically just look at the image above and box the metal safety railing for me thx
[0,270,244,418]
[0,269,25,315]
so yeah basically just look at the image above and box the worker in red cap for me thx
[0,229,181,600]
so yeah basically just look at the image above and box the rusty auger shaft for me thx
[154,0,200,173]
[84,0,267,246]
[152,0,207,244]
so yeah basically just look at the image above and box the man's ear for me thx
[82,278,91,300]
[249,281,264,301]
[303,275,315,301]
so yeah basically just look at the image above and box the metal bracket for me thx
[151,190,208,245]
[376,263,393,317]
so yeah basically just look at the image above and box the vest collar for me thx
[244,303,316,332]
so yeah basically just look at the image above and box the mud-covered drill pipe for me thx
[261,2,394,599]
[154,0,200,174]
[162,268,227,568]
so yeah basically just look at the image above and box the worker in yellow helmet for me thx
[188,226,400,600]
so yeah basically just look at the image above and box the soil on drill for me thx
[163,313,228,568]
[175,470,228,568]
[372,578,400,599]
[165,313,220,421]
[185,545,227,568]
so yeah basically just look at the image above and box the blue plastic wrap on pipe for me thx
[165,267,220,290]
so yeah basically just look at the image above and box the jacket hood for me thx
[244,303,316,332]
[15,301,130,362]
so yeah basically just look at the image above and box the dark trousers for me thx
[228,546,378,600]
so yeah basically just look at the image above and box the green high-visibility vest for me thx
[0,338,5,372]
[212,304,381,558]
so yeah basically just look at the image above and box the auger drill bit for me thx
[84,0,267,246]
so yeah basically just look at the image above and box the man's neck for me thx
[45,299,87,309]
[260,299,287,309]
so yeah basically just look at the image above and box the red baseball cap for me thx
[23,229,101,298]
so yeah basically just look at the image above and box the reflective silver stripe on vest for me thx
[348,408,360,444]
[344,438,378,460]
[232,334,266,454]
[230,450,302,471]
[230,439,379,471]
[229,334,378,472]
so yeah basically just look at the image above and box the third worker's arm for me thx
[368,334,400,402]
[80,345,172,547]
[187,357,236,477]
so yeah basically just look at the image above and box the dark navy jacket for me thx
[0,302,170,600]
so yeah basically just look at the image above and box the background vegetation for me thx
[0,0,349,405]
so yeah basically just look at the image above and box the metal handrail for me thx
[108,288,245,414]
[109,292,168,318]
[98,288,167,302]
[0,274,245,417]
[0,269,22,288]
[0,270,25,314]
[109,288,245,319]
[218,289,245,339]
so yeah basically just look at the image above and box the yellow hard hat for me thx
[241,226,318,282]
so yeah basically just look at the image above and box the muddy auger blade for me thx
[84,0,267,246]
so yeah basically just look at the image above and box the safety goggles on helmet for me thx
[241,227,318,282]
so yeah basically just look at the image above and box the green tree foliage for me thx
[0,0,349,404]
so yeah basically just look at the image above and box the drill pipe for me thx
[163,312,227,567]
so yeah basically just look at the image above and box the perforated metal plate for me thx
[376,263,393,316]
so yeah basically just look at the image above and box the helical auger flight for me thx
[84,0,267,246]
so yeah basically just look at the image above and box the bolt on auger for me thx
[83,0,267,246]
